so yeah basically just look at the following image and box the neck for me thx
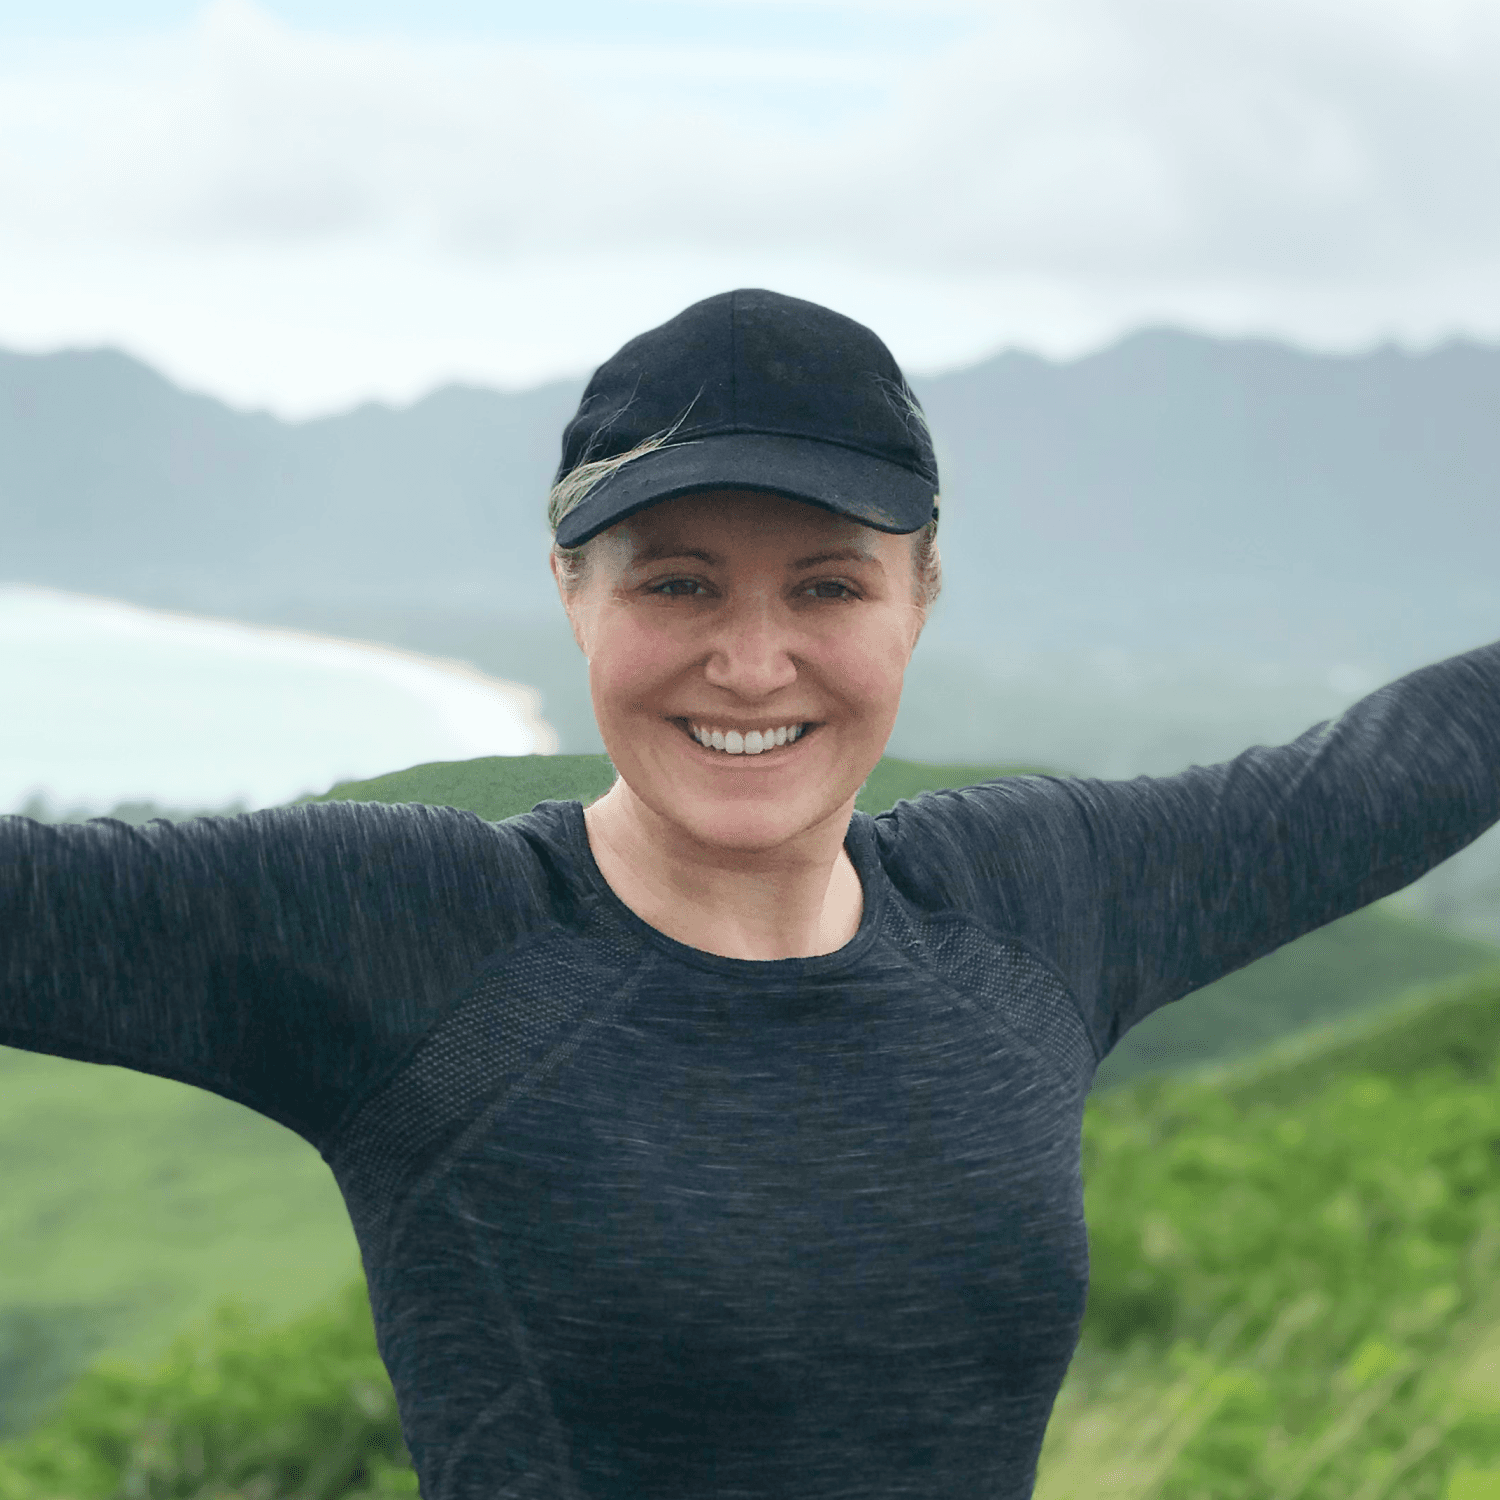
[582,782,863,961]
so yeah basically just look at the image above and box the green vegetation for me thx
[1095,902,1499,1091]
[0,1284,413,1500]
[299,750,1049,820]
[0,1049,355,1438]
[4,751,1499,1495]
[1035,966,1500,1499]
[300,753,617,822]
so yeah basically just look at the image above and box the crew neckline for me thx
[552,799,885,976]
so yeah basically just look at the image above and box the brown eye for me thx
[807,580,856,600]
[653,579,704,597]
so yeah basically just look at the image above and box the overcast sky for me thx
[3,0,1499,414]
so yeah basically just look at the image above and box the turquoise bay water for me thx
[0,586,556,813]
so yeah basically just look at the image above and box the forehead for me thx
[613,490,878,562]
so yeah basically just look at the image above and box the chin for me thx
[605,721,874,851]
[646,779,849,852]
[675,799,826,853]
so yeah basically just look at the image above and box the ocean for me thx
[0,586,556,814]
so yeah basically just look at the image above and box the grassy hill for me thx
[294,748,1051,821]
[0,1048,358,1437]
[1,752,1495,1447]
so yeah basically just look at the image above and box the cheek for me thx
[816,615,914,714]
[589,614,681,708]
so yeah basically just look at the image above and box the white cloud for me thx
[3,0,1499,413]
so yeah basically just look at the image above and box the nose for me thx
[702,595,799,701]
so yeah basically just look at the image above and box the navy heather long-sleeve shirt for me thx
[4,640,1500,1498]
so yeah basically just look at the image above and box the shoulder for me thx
[256,796,576,898]
[72,798,580,942]
[864,775,1099,913]
[133,797,537,871]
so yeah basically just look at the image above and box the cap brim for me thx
[552,432,937,548]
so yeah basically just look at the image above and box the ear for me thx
[551,552,591,660]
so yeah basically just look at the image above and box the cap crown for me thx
[556,289,937,486]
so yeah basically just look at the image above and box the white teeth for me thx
[688,723,807,754]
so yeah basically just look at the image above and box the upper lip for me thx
[674,715,815,727]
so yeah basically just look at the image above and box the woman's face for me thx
[556,490,925,854]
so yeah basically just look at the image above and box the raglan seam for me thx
[374,948,657,1257]
[879,899,1105,1070]
[870,778,1105,998]
[320,911,596,1159]
[434,1377,528,1496]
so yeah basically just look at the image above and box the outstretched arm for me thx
[877,639,1500,1061]
[0,800,536,1148]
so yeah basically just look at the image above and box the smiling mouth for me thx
[672,719,815,756]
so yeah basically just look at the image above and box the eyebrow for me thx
[632,544,718,565]
[788,546,879,569]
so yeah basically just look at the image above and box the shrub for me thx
[0,1281,413,1499]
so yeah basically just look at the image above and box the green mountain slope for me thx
[1,752,1494,1443]
[0,1049,355,1437]
[1093,901,1500,1090]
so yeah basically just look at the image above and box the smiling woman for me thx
[562,491,922,957]
[4,288,1500,1500]
[539,290,941,957]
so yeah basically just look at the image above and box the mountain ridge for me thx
[9,325,1500,636]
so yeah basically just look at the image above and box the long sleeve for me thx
[0,800,553,1147]
[874,638,1500,1062]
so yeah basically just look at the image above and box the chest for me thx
[355,944,1098,1491]
[440,981,1091,1376]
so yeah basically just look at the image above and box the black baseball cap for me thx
[552,288,940,548]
